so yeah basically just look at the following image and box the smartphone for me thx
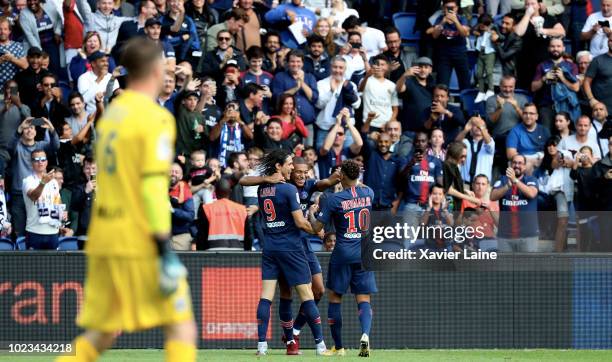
[351,42,361,49]
[9,86,18,96]
[118,67,128,77]
[599,20,610,28]
[447,6,454,13]
[90,173,96,182]
[31,118,45,126]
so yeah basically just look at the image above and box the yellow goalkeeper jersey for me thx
[86,89,176,257]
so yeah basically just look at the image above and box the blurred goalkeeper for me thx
[56,37,196,362]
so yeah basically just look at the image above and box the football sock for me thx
[328,302,343,349]
[279,298,294,343]
[256,298,272,342]
[301,299,324,344]
[54,336,99,362]
[293,297,320,332]
[358,301,373,335]
[165,340,196,362]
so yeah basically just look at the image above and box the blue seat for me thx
[460,88,482,116]
[0,238,14,250]
[15,236,26,250]
[57,237,79,251]
[449,70,460,95]
[393,12,420,46]
[309,239,323,252]
[493,14,504,26]
[514,88,533,103]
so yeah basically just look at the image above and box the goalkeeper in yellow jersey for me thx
[57,37,196,362]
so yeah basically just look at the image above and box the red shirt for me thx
[460,199,499,239]
[63,0,84,49]
[270,115,308,140]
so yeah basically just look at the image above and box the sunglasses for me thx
[42,83,56,88]
[218,37,231,41]
[336,132,345,136]
[32,157,47,162]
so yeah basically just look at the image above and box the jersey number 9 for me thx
[263,199,276,221]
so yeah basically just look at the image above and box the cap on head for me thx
[414,57,433,67]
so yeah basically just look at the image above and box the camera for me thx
[351,42,361,49]
[31,118,45,126]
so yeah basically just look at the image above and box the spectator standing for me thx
[201,30,247,84]
[340,15,386,59]
[396,57,434,134]
[584,36,612,114]
[426,128,447,161]
[112,0,158,61]
[359,55,399,132]
[241,46,274,114]
[77,51,119,114]
[22,149,63,249]
[340,31,369,85]
[443,141,484,211]
[321,0,358,37]
[254,118,295,153]
[559,115,607,161]
[56,120,90,191]
[261,31,289,74]
[591,138,612,249]
[265,0,317,49]
[271,93,308,147]
[514,0,565,89]
[0,17,27,89]
[382,120,412,159]
[420,185,454,251]
[69,31,117,85]
[271,49,318,146]
[234,0,264,53]
[576,50,593,115]
[580,0,612,57]
[35,74,71,130]
[144,17,177,72]
[506,103,551,171]
[209,102,253,167]
[206,8,248,52]
[83,0,131,52]
[570,145,597,251]
[490,154,540,252]
[160,0,201,64]
[473,14,497,103]
[303,35,331,82]
[383,27,407,83]
[312,18,336,57]
[486,0,511,16]
[169,162,194,250]
[362,133,401,211]
[0,80,30,174]
[19,0,63,75]
[15,47,50,111]
[591,102,610,145]
[553,111,574,140]
[158,71,177,114]
[426,0,471,91]
[459,174,499,251]
[317,108,362,179]
[176,90,206,158]
[70,156,96,242]
[423,84,466,144]
[491,14,522,77]
[456,115,495,185]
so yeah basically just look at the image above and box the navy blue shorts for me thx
[262,250,311,287]
[326,262,377,295]
[306,250,322,275]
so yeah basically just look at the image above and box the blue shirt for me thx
[258,182,303,251]
[433,14,468,54]
[271,70,319,125]
[264,4,317,49]
[363,143,402,208]
[421,104,466,145]
[318,147,355,180]
[402,155,443,205]
[493,175,539,238]
[506,123,551,156]
[317,185,374,264]
[297,178,318,251]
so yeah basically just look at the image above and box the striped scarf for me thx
[219,122,243,167]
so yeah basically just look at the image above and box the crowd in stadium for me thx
[0,0,610,253]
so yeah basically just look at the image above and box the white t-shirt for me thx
[558,134,608,161]
[22,175,63,235]
[582,12,612,57]
[361,27,386,59]
[362,77,399,128]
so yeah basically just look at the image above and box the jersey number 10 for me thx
[344,209,370,233]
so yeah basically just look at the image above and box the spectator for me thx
[359,55,399,132]
[559,115,607,161]
[56,120,90,191]
[0,17,27,89]
[456,115,495,185]
[315,56,360,149]
[271,49,318,146]
[531,38,580,130]
[271,93,307,147]
[570,145,597,251]
[486,0,511,17]
[322,231,335,251]
[491,14,522,77]
[443,141,484,211]
[160,0,200,64]
[176,90,206,158]
[77,51,119,114]
[144,17,177,72]
[187,149,216,211]
[158,71,177,114]
[591,102,610,144]
[589,137,612,249]
[70,156,96,242]
[553,111,574,140]
[473,14,497,103]
[241,46,274,113]
[426,128,446,161]
[302,145,320,179]
[19,0,63,76]
[584,35,612,113]
[580,0,612,57]
[11,117,59,236]
[22,149,63,249]
[576,50,593,114]
[206,8,248,52]
[35,74,70,130]
[362,132,401,211]
[196,78,222,151]
[62,0,89,67]
[209,101,253,167]
[312,17,336,57]
[69,31,117,85]
[255,118,295,153]
[65,92,96,141]
[514,0,565,89]
[321,0,358,37]
[0,80,30,174]
[396,56,434,134]
[217,59,242,108]
[84,0,132,52]
[243,146,263,206]
[423,84,466,144]
[195,176,249,250]
[426,0,471,91]
[0,174,11,238]
[490,154,540,252]
[265,0,316,49]
[169,162,194,250]
[318,108,362,179]
[112,0,158,61]
[233,0,265,53]
[392,131,442,219]
[340,31,369,85]
[506,103,551,171]
[341,15,386,58]
[459,174,499,251]
[15,47,50,111]
[376,120,412,159]
[383,27,407,82]
[303,35,330,82]
[420,184,454,251]
[261,30,289,74]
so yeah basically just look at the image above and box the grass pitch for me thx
[2,349,612,361]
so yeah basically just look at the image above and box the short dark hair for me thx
[263,30,280,43]
[384,26,400,37]
[478,13,493,26]
[523,102,538,111]
[341,160,360,180]
[228,151,246,169]
[245,45,264,60]
[431,183,445,194]
[286,49,304,62]
[293,157,308,166]
[347,31,361,40]
[342,15,361,31]
[267,118,283,128]
[371,54,388,65]
[259,149,292,176]
[225,8,249,23]
[447,141,467,161]
[433,84,450,95]
[473,174,489,185]
[242,82,264,98]
[307,34,325,47]
[31,149,46,159]
[68,91,84,104]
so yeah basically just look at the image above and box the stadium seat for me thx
[15,236,26,250]
[57,237,79,251]
[309,239,323,252]
[460,88,482,116]
[514,88,533,102]
[493,14,504,26]
[392,12,420,46]
[449,70,460,96]
[0,238,14,250]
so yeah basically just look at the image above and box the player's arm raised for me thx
[314,168,341,191]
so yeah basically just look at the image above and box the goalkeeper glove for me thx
[156,237,187,296]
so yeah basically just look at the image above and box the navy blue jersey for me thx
[493,175,539,238]
[317,185,374,264]
[297,178,318,252]
[258,182,303,251]
[402,155,443,204]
